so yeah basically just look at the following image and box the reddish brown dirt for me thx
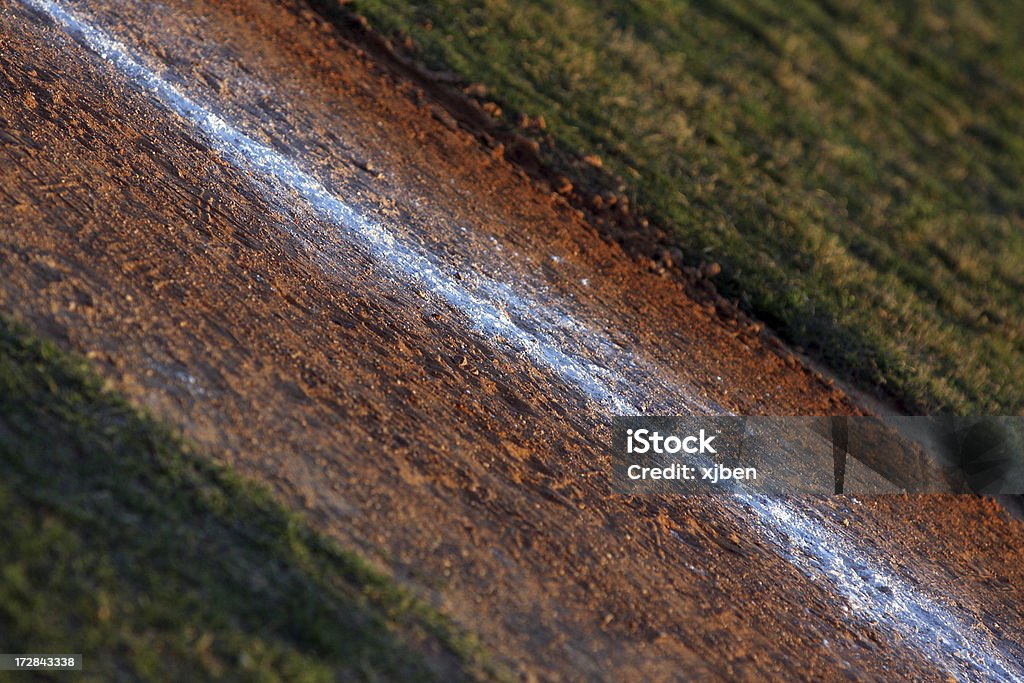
[1,0,1022,680]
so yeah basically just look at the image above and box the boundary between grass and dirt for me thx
[295,0,1022,418]
[0,315,507,682]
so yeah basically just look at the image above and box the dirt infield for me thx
[1,0,1022,679]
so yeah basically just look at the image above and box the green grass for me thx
[0,316,499,682]
[344,0,1024,414]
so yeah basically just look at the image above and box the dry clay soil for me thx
[1,0,1023,680]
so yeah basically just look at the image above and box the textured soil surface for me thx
[1,0,1022,680]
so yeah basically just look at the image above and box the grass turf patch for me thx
[0,316,499,682]
[341,0,1024,414]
